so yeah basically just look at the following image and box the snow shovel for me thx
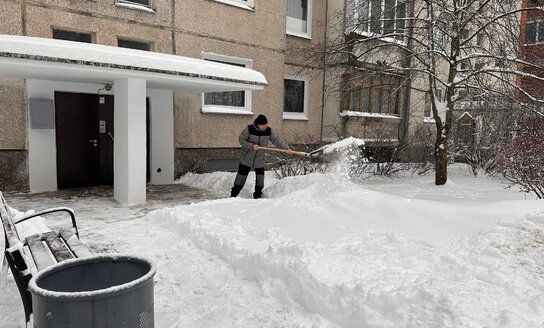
[258,146,322,158]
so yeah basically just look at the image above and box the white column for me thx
[114,78,147,205]
[147,89,174,185]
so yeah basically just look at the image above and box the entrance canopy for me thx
[0,35,268,92]
[0,35,268,205]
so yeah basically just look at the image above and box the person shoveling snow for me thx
[231,114,293,199]
[231,122,367,199]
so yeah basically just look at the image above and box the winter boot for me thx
[253,186,263,199]
[231,184,243,197]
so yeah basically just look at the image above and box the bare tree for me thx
[302,0,544,185]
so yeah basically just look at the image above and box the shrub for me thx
[497,117,544,199]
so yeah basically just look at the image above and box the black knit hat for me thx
[254,114,268,125]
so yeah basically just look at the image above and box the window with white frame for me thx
[115,0,155,13]
[212,0,254,10]
[525,21,544,44]
[283,76,308,119]
[202,54,252,113]
[287,0,312,38]
[356,0,407,42]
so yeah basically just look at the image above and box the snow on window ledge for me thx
[210,0,255,11]
[286,31,312,40]
[340,111,401,120]
[115,0,156,14]
[201,106,254,115]
[283,113,309,121]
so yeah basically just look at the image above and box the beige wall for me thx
[281,65,323,144]
[176,0,286,51]
[282,0,327,144]
[0,1,22,36]
[0,2,26,150]
[0,79,27,149]
[174,0,326,148]
[29,0,172,28]
[25,5,172,52]
[173,31,285,148]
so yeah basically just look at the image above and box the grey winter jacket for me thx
[239,124,289,168]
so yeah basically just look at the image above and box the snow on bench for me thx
[0,191,91,323]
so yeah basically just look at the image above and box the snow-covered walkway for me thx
[1,166,543,327]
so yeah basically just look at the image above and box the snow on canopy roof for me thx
[0,35,267,91]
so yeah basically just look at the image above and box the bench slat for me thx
[60,229,92,258]
[26,235,55,271]
[43,231,74,262]
[0,193,20,248]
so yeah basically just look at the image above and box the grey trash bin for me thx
[28,255,156,328]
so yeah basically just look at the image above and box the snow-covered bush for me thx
[463,146,500,177]
[271,155,328,179]
[497,118,544,198]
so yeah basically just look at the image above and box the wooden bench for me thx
[0,191,91,323]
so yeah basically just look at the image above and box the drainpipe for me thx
[320,0,329,145]
[399,0,414,145]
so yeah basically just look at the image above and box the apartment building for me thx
[321,0,416,148]
[0,0,326,202]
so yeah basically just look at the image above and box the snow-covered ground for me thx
[1,165,543,327]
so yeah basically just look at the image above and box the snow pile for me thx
[152,170,544,327]
[3,168,543,327]
[175,171,279,197]
[320,137,365,154]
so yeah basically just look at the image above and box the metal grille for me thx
[140,308,153,328]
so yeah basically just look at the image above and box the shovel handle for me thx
[258,146,307,156]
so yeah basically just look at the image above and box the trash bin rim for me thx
[28,254,156,300]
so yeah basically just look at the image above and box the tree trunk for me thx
[435,135,448,185]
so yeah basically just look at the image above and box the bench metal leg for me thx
[5,251,32,323]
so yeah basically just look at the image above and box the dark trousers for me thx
[231,163,265,198]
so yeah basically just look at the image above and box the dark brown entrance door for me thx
[55,92,114,188]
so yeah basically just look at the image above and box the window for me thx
[525,21,544,44]
[202,54,252,113]
[115,0,155,13]
[213,0,254,9]
[343,73,404,115]
[356,0,407,42]
[118,39,151,51]
[287,0,312,38]
[499,0,510,10]
[424,89,444,118]
[476,33,484,47]
[433,22,446,50]
[124,0,149,4]
[495,45,509,68]
[52,29,92,43]
[284,76,308,120]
